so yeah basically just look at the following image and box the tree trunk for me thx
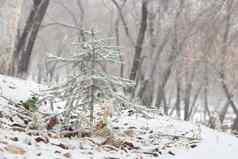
[10,0,50,78]
[184,66,196,121]
[219,100,230,124]
[129,0,148,81]
[175,74,181,118]
[203,64,211,121]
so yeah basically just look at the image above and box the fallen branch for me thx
[101,145,119,151]
[0,95,16,105]
[143,151,159,157]
[157,132,201,140]
[114,95,153,119]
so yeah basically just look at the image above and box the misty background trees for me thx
[1,0,238,132]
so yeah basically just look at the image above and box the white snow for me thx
[0,74,237,159]
[0,74,42,103]
[169,127,238,159]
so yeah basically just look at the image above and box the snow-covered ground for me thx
[0,74,237,159]
[0,74,42,104]
[169,127,238,159]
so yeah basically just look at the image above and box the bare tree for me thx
[129,0,148,81]
[10,0,50,78]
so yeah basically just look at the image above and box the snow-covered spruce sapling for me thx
[48,30,134,131]
[16,96,42,129]
[17,96,39,112]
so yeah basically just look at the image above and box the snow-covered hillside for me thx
[0,74,237,159]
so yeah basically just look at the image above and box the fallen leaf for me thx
[52,143,69,150]
[63,152,71,158]
[5,145,26,155]
[35,136,49,144]
[190,144,197,148]
[36,152,42,156]
[54,150,61,154]
[10,137,18,142]
[47,116,58,130]
[124,129,135,137]
[168,151,175,156]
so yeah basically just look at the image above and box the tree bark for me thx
[219,100,230,124]
[129,0,148,81]
[175,73,181,118]
[10,0,50,78]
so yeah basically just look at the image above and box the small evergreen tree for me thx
[49,30,134,131]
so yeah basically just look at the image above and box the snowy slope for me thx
[0,74,43,103]
[169,127,238,159]
[0,74,237,159]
